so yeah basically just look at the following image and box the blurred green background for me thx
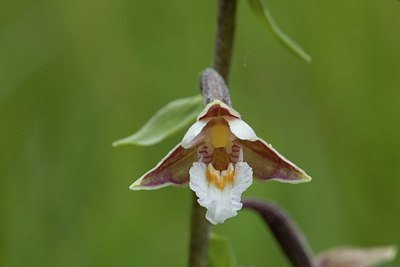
[1,0,399,266]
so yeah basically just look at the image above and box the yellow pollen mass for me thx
[210,124,229,148]
[206,164,235,191]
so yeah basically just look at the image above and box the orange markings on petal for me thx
[206,164,235,191]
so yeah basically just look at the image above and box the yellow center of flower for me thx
[206,164,234,191]
[210,124,229,148]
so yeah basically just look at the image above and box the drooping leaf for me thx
[247,0,312,62]
[208,233,237,267]
[113,95,203,146]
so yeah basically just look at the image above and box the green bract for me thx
[208,233,237,267]
[247,0,312,62]
[113,95,203,147]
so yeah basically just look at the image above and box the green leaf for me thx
[113,95,203,146]
[208,233,237,267]
[247,0,312,62]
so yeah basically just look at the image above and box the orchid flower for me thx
[130,99,311,224]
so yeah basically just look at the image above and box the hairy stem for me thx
[243,199,315,267]
[188,1,237,266]
[213,0,238,82]
[188,193,210,267]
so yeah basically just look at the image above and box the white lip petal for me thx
[226,117,258,141]
[189,162,253,225]
[189,162,208,200]
[182,118,210,149]
[231,162,253,204]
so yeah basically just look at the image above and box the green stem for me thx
[188,1,237,266]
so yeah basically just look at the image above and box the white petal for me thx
[205,192,238,225]
[189,162,208,200]
[182,118,210,149]
[231,162,253,205]
[189,162,253,225]
[226,117,257,141]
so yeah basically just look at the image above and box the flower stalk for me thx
[188,193,210,267]
[213,0,238,83]
[188,0,237,266]
[242,199,315,267]
[200,68,231,106]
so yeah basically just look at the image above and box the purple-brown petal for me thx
[130,143,200,190]
[237,139,311,183]
[197,100,240,120]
